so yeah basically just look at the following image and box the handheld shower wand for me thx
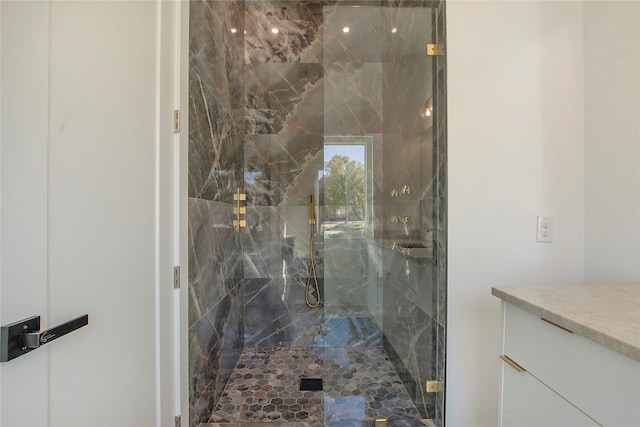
[306,194,320,308]
[309,194,315,226]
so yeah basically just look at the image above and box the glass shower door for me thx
[319,3,447,425]
[188,0,447,425]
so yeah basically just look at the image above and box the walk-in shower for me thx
[188,1,447,425]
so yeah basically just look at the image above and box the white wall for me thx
[446,2,586,426]
[584,1,640,284]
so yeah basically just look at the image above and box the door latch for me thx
[1,314,89,362]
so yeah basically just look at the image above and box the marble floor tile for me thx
[207,347,430,426]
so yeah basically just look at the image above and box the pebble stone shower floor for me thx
[204,346,432,427]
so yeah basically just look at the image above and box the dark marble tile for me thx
[245,63,323,134]
[382,276,437,419]
[242,207,283,278]
[242,206,324,279]
[324,62,383,135]
[243,278,324,347]
[381,6,433,62]
[244,134,323,206]
[323,5,383,64]
[189,286,244,427]
[202,424,322,427]
[244,1,324,64]
[189,198,243,327]
[324,236,370,278]
[418,198,436,241]
[433,320,446,426]
[315,316,381,347]
[383,247,435,317]
[323,230,382,312]
[208,347,427,425]
[382,63,432,135]
[189,0,245,201]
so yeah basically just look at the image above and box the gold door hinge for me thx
[426,44,445,56]
[426,380,444,393]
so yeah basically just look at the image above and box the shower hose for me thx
[306,195,320,308]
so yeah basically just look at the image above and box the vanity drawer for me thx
[503,302,640,427]
[500,358,600,427]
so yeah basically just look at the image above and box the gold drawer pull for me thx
[541,317,573,334]
[500,355,526,373]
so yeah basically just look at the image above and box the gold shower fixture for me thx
[305,194,320,308]
[421,96,433,118]
[233,188,247,231]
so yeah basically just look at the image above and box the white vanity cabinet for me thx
[500,358,600,427]
[494,286,640,427]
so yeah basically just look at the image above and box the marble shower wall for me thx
[189,1,245,425]
[189,0,244,202]
[240,0,328,348]
[188,198,244,427]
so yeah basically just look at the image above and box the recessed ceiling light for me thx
[230,28,237,34]
[343,27,350,33]
[391,27,398,33]
[272,28,279,34]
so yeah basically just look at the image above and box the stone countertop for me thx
[492,284,640,362]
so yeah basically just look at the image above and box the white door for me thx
[0,2,185,426]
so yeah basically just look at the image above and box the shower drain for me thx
[299,378,323,391]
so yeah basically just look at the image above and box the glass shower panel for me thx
[320,3,444,424]
[188,1,446,425]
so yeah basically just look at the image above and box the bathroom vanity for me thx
[492,284,640,427]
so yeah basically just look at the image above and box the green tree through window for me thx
[324,154,365,222]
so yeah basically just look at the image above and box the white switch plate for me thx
[536,216,553,243]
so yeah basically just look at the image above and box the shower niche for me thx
[188,1,447,426]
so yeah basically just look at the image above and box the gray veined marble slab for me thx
[244,0,324,64]
[492,284,640,361]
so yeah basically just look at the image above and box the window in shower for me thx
[323,136,373,238]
